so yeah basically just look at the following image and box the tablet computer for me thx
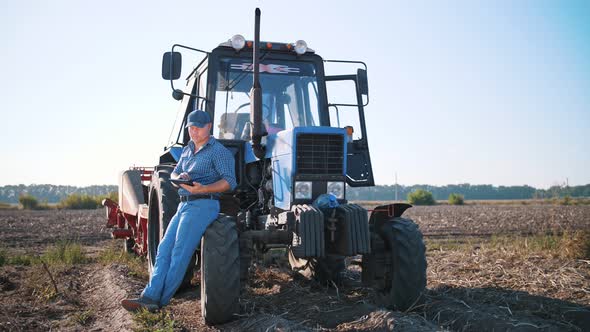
[170,178,194,186]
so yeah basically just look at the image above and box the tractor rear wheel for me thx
[147,170,195,290]
[201,215,240,325]
[288,251,346,284]
[368,217,427,311]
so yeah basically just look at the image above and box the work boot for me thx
[121,296,159,312]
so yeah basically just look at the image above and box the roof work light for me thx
[230,34,246,51]
[293,40,308,55]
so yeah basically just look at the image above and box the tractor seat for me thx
[219,113,250,140]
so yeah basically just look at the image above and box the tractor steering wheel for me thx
[234,102,271,115]
[225,102,271,136]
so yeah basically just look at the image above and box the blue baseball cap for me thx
[185,110,212,128]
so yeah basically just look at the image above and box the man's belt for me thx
[180,194,219,202]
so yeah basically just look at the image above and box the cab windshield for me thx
[212,57,321,139]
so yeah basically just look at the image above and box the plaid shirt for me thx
[173,136,237,197]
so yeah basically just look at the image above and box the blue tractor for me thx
[109,8,426,324]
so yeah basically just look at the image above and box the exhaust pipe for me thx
[250,7,267,159]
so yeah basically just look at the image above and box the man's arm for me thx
[179,179,230,194]
[211,146,238,191]
[171,148,189,182]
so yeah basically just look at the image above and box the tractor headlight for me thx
[294,181,312,199]
[327,181,345,199]
[293,40,308,55]
[230,34,246,51]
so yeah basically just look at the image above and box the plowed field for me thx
[1,204,589,331]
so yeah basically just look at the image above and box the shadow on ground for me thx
[425,286,590,332]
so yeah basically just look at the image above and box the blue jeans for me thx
[141,199,219,306]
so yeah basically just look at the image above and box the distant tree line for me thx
[1,183,588,204]
[17,192,118,210]
[347,183,590,201]
[0,184,117,204]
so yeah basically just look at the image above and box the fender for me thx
[119,170,145,216]
[369,203,412,235]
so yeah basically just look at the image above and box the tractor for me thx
[102,8,427,324]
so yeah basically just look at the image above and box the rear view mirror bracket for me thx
[162,44,210,101]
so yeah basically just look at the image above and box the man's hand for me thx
[171,172,191,188]
[180,182,207,194]
[177,172,190,180]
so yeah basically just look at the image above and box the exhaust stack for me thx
[250,7,267,159]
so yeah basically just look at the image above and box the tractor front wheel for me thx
[364,217,427,311]
[201,215,240,325]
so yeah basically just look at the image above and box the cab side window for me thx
[326,79,362,140]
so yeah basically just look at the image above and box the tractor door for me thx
[325,72,374,187]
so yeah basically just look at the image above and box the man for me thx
[121,109,237,312]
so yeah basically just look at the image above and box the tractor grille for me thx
[296,134,344,175]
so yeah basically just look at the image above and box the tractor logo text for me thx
[231,63,300,74]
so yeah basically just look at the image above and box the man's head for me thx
[186,110,212,144]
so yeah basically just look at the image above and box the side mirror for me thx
[162,52,182,80]
[357,69,368,95]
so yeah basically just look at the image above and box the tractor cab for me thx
[162,35,375,204]
[210,48,323,141]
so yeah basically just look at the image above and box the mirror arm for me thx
[168,44,210,101]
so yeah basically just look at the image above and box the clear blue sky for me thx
[1,0,588,189]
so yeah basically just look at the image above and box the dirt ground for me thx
[0,205,589,331]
